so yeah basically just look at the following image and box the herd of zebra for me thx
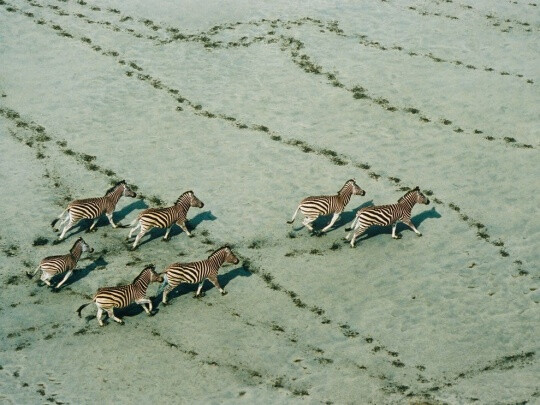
[26,179,430,326]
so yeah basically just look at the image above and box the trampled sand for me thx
[0,0,538,403]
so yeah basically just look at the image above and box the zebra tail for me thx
[287,206,300,224]
[76,302,92,317]
[51,208,68,228]
[26,265,41,279]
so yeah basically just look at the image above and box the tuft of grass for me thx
[32,237,49,246]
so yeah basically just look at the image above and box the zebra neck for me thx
[106,186,124,205]
[208,250,226,268]
[174,197,191,215]
[398,195,416,213]
[337,188,353,206]
[133,274,150,293]
[70,243,83,262]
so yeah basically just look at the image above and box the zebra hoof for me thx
[221,291,228,296]
[344,227,351,232]
[130,246,138,251]
[161,301,168,306]
[392,235,401,240]
[417,233,423,237]
[188,234,194,238]
[52,239,62,245]
[194,293,205,299]
[162,237,170,242]
[51,287,60,293]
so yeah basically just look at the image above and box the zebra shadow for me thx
[300,200,374,234]
[347,206,441,242]
[51,256,108,291]
[114,199,149,226]
[135,210,217,248]
[153,265,250,307]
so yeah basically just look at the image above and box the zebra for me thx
[76,264,163,327]
[26,237,93,290]
[160,246,240,305]
[127,190,204,249]
[287,179,366,233]
[51,180,137,240]
[345,186,430,247]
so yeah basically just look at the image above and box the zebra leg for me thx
[345,216,359,232]
[403,218,422,236]
[54,270,73,289]
[40,272,52,287]
[87,218,99,232]
[132,227,149,249]
[136,298,153,314]
[302,216,317,231]
[96,307,104,326]
[178,221,192,237]
[53,213,69,232]
[163,225,173,241]
[208,275,227,296]
[162,285,172,305]
[106,213,117,228]
[321,213,340,233]
[108,309,124,325]
[350,225,369,248]
[127,222,140,239]
[195,280,206,298]
[59,219,77,240]
[391,224,401,239]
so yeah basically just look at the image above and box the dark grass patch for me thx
[32,237,49,246]
[149,196,165,206]
[330,242,341,251]
[248,240,264,249]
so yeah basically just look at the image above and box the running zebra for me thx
[52,180,137,240]
[26,237,93,290]
[345,186,430,247]
[287,179,366,233]
[160,246,240,305]
[76,265,163,326]
[127,190,204,249]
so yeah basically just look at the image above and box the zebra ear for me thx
[414,186,420,191]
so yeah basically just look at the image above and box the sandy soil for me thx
[0,0,538,403]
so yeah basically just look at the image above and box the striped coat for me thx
[27,237,93,290]
[76,265,163,326]
[52,180,137,240]
[160,246,239,304]
[288,179,366,233]
[346,187,430,247]
[128,190,204,249]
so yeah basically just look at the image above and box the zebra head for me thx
[349,179,366,196]
[121,181,137,198]
[188,191,205,209]
[143,264,164,283]
[413,186,430,205]
[223,246,240,265]
[72,237,94,254]
[78,237,94,253]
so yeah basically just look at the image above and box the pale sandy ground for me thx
[0,0,538,404]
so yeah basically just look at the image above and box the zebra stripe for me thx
[287,179,366,233]
[128,190,204,249]
[52,180,137,240]
[76,265,163,326]
[346,186,430,247]
[26,237,93,289]
[160,246,239,304]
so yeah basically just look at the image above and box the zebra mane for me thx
[105,180,126,196]
[175,190,193,205]
[338,179,355,194]
[132,265,154,284]
[398,187,420,203]
[70,237,83,253]
[208,246,227,257]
